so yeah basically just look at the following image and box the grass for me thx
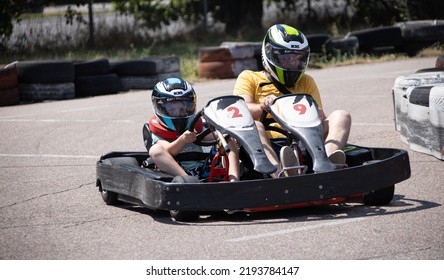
[1,35,442,83]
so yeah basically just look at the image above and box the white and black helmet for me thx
[151,77,196,133]
[262,24,310,87]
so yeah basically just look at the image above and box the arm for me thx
[160,131,197,156]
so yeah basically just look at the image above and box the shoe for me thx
[328,150,348,169]
[279,146,300,177]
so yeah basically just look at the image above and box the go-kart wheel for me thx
[169,175,201,222]
[363,185,395,206]
[100,188,118,205]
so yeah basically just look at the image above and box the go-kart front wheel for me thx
[169,175,201,222]
[363,185,395,206]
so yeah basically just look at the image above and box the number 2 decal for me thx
[293,104,307,115]
[227,106,243,118]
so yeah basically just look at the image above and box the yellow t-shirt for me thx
[233,70,323,110]
[233,70,322,138]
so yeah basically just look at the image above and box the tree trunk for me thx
[224,0,263,37]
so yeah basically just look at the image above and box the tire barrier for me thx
[349,26,403,54]
[392,61,444,160]
[306,34,331,54]
[395,20,444,56]
[0,66,19,106]
[13,60,75,101]
[0,56,181,105]
[324,35,359,54]
[74,58,119,97]
[198,42,262,79]
[110,56,181,91]
[198,21,442,79]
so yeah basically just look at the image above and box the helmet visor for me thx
[269,48,309,71]
[157,99,195,118]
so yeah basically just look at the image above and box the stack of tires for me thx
[392,57,444,160]
[395,20,444,56]
[74,58,120,97]
[14,61,75,101]
[198,42,261,79]
[0,65,19,106]
[110,56,181,91]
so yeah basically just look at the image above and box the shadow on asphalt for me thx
[111,194,440,226]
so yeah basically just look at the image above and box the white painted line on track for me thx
[0,119,136,123]
[0,153,98,159]
[226,217,366,242]
[59,105,111,113]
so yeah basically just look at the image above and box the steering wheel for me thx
[188,109,218,146]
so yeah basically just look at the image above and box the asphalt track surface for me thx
[1,57,443,261]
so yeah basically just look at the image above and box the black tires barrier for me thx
[74,58,110,77]
[307,34,331,53]
[75,74,120,97]
[110,56,180,76]
[395,20,444,56]
[110,56,181,90]
[14,61,74,84]
[349,26,403,53]
[325,36,359,54]
[19,83,75,101]
[118,72,182,91]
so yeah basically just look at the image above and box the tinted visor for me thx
[269,48,308,71]
[157,98,195,118]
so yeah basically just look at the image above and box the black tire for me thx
[15,61,75,83]
[111,56,180,76]
[363,185,395,206]
[18,82,75,101]
[409,86,433,107]
[74,58,110,77]
[118,72,182,91]
[325,36,359,54]
[306,34,331,53]
[101,189,119,205]
[74,74,120,97]
[169,175,201,222]
[349,26,403,52]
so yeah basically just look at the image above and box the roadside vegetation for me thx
[1,0,443,82]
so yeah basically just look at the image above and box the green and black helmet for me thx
[262,24,310,87]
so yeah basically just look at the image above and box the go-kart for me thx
[96,95,411,221]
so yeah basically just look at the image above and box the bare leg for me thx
[227,139,240,181]
[149,143,188,176]
[255,120,280,177]
[323,110,352,156]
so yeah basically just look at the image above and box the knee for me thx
[148,144,167,158]
[329,110,351,127]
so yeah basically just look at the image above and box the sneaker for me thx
[328,149,348,168]
[279,146,300,177]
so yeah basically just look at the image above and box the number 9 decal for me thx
[293,104,307,115]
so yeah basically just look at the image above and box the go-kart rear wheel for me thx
[363,185,395,206]
[169,175,201,222]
